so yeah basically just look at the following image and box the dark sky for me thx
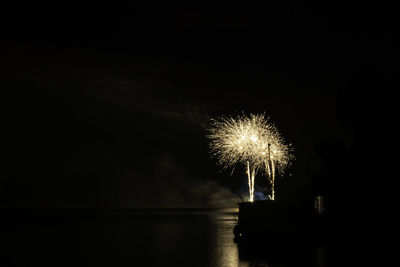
[1,3,396,208]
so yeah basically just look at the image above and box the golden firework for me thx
[207,113,294,201]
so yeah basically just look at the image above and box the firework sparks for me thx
[207,113,294,201]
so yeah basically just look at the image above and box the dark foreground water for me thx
[1,208,377,267]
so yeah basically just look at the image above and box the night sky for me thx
[1,3,396,208]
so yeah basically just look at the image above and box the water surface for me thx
[2,208,327,267]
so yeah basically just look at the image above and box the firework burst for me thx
[207,113,294,201]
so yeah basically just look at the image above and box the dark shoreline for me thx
[1,207,238,222]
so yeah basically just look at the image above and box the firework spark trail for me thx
[246,161,252,202]
[251,167,255,202]
[208,113,294,201]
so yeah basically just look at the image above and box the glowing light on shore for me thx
[207,113,294,201]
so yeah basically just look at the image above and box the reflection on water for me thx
[315,245,326,267]
[212,212,271,267]
[2,209,326,267]
[212,213,241,267]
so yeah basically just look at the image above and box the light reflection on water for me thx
[213,214,242,267]
[211,211,271,267]
[211,210,324,267]
[4,209,326,267]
